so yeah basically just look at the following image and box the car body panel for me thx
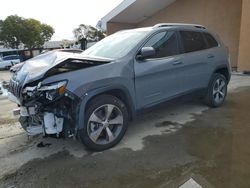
[14,51,113,86]
[7,24,231,139]
[134,56,184,108]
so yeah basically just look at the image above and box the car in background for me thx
[0,55,21,70]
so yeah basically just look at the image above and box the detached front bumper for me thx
[12,104,66,136]
[12,106,36,117]
[8,93,44,136]
[8,91,79,137]
[9,92,36,118]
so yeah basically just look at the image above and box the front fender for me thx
[77,84,136,131]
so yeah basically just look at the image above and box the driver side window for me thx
[144,31,179,59]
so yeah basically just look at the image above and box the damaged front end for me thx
[7,50,112,138]
[9,79,80,137]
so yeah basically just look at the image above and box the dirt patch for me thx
[0,118,18,125]
[155,120,181,127]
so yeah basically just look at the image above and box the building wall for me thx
[238,0,250,72]
[137,0,242,69]
[106,22,137,35]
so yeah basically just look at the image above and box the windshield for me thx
[82,30,149,59]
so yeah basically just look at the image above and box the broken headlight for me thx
[39,81,67,101]
[23,80,67,101]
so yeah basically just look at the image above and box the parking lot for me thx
[1,70,250,188]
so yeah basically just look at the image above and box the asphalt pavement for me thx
[0,71,250,188]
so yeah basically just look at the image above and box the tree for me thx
[73,24,105,50]
[0,20,3,30]
[73,24,105,42]
[21,18,54,48]
[0,15,54,49]
[41,24,54,45]
[0,15,24,49]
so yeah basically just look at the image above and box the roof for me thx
[98,0,176,31]
[153,23,206,30]
[110,23,207,34]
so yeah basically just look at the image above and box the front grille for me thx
[9,78,22,98]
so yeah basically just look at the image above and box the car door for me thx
[2,56,12,68]
[177,30,214,93]
[0,60,4,69]
[134,30,183,109]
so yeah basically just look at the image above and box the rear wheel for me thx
[79,95,128,151]
[205,73,228,108]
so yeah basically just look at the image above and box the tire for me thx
[205,73,228,108]
[79,94,129,151]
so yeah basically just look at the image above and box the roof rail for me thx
[153,23,206,29]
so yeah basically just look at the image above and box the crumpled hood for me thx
[14,51,113,85]
[14,51,69,84]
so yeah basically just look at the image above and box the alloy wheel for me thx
[213,78,226,104]
[87,104,124,145]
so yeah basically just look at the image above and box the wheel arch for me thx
[77,85,136,130]
[213,66,231,83]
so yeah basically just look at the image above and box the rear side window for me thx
[204,33,219,48]
[180,31,207,53]
[144,31,179,58]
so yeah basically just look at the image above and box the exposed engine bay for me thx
[9,80,79,137]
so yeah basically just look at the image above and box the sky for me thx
[0,0,123,40]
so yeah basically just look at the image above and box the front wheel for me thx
[79,95,129,151]
[205,73,228,108]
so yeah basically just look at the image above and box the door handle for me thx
[172,60,183,66]
[207,54,215,59]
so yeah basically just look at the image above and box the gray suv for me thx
[8,23,231,151]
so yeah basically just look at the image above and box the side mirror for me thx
[137,47,156,60]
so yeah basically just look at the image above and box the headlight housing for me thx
[38,81,67,92]
[23,80,67,101]
[39,81,67,101]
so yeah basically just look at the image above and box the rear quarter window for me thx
[180,31,207,53]
[204,33,219,48]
